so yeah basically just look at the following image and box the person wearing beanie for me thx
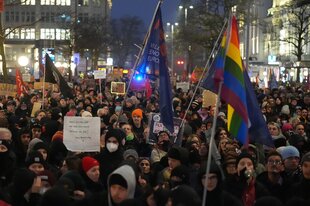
[80,156,103,194]
[198,162,242,206]
[81,111,93,117]
[170,185,202,206]
[39,186,73,206]
[150,131,171,163]
[223,150,269,206]
[26,151,46,174]
[107,165,136,206]
[267,122,287,148]
[123,149,139,162]
[157,146,189,186]
[278,145,302,183]
[130,108,145,143]
[31,122,42,139]
[33,141,49,161]
[95,129,125,186]
[0,133,16,188]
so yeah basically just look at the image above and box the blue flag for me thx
[269,70,278,90]
[201,52,273,147]
[136,4,174,133]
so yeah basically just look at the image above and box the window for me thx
[41,0,56,5]
[78,0,88,6]
[21,12,25,22]
[21,28,35,39]
[40,28,55,39]
[56,0,70,6]
[15,12,19,22]
[5,29,20,39]
[5,11,9,22]
[22,0,35,5]
[56,29,70,40]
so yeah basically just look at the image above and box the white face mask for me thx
[106,143,118,153]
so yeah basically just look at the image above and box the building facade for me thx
[2,0,111,78]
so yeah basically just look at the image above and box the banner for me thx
[111,82,126,94]
[176,82,190,93]
[0,84,16,96]
[147,113,183,146]
[63,117,101,152]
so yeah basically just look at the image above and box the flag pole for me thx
[202,14,233,206]
[176,19,228,141]
[42,55,46,110]
[117,0,162,123]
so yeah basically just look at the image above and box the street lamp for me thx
[18,56,29,67]
[166,22,178,76]
[178,5,194,26]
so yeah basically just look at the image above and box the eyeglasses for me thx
[268,160,282,165]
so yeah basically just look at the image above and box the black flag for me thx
[45,54,73,99]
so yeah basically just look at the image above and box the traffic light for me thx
[177,60,184,65]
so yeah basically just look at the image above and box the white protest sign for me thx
[94,70,106,79]
[176,82,190,92]
[63,116,101,152]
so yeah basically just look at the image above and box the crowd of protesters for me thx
[0,78,310,206]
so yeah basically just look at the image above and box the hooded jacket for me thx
[107,165,136,206]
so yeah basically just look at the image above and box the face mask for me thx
[106,143,118,153]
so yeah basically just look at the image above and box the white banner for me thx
[63,117,101,152]
[94,70,106,79]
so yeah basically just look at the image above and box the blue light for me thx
[136,75,143,81]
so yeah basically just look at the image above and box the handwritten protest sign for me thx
[147,113,183,146]
[63,117,101,152]
[31,102,42,117]
[202,90,217,108]
[111,82,125,94]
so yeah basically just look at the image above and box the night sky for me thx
[111,0,181,25]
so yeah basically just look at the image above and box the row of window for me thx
[5,28,70,40]
[5,11,92,23]
[19,0,91,6]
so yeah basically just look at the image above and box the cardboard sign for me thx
[111,82,125,94]
[94,70,106,79]
[31,102,42,117]
[0,83,16,96]
[147,113,183,145]
[33,82,52,90]
[176,82,190,92]
[22,74,31,82]
[63,117,101,152]
[202,90,217,108]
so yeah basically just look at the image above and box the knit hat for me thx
[39,186,72,206]
[31,122,42,129]
[38,170,56,186]
[192,100,199,106]
[81,111,92,117]
[132,108,143,118]
[167,147,189,165]
[281,105,290,115]
[301,151,310,165]
[236,150,254,166]
[82,156,99,173]
[109,174,127,189]
[25,151,45,168]
[278,146,300,160]
[282,123,293,133]
[51,131,63,142]
[123,149,139,161]
[105,128,126,143]
[32,141,49,153]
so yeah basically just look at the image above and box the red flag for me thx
[16,68,26,96]
[145,78,152,99]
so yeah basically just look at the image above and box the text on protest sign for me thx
[63,117,101,152]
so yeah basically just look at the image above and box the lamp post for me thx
[166,22,178,76]
[179,5,193,80]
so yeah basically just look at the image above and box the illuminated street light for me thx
[18,56,29,67]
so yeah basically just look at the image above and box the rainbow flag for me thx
[222,16,249,144]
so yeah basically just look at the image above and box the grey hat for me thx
[123,149,139,161]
